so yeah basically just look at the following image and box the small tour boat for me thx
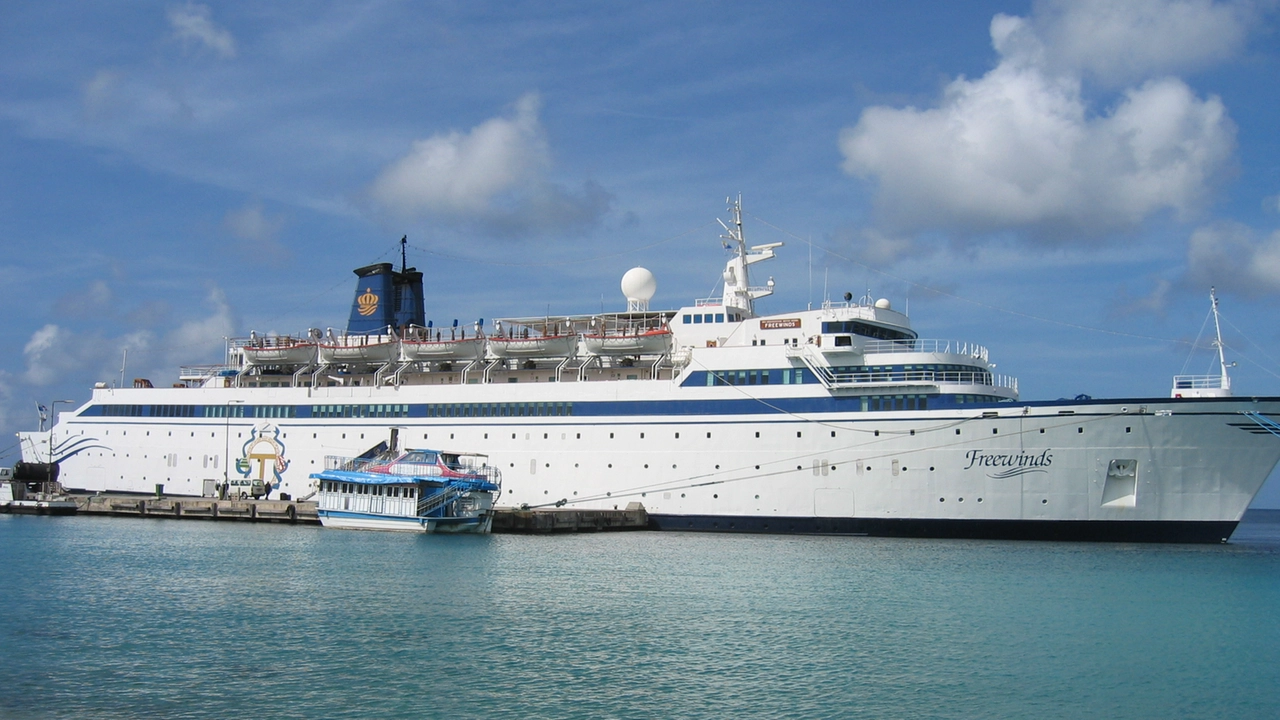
[311,449,501,533]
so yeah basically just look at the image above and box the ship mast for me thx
[716,195,781,317]
[1210,287,1231,394]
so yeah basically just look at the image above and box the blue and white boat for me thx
[312,449,501,533]
[18,197,1280,542]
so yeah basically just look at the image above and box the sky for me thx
[3,0,1280,502]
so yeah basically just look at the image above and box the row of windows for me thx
[313,404,409,419]
[821,320,914,341]
[321,480,417,497]
[682,312,742,324]
[705,369,809,386]
[426,402,573,418]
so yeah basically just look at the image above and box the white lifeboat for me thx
[399,326,485,362]
[318,330,399,365]
[241,335,317,366]
[583,327,672,356]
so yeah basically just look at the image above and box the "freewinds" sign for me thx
[963,449,1053,478]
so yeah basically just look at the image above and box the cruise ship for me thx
[18,199,1280,542]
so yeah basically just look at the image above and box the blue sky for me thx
[4,1,1280,502]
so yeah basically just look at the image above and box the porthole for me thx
[1042,499,1048,504]
[574,463,579,468]
[755,465,760,470]
[706,432,712,438]
[992,428,998,434]
[715,464,720,469]
[955,429,961,435]
[958,497,964,502]
[754,494,760,499]
[830,431,836,437]
[713,494,718,499]
[929,466,935,471]
[608,463,613,468]
[681,493,686,498]
[1039,428,1045,434]
[977,497,983,503]
[644,464,649,469]
[939,497,945,502]
[672,464,677,469]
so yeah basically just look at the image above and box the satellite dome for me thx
[874,298,892,310]
[621,267,657,310]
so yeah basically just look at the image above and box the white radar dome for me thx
[874,298,892,310]
[621,267,657,302]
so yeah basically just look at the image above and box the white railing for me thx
[178,365,239,379]
[1172,375,1227,390]
[786,343,1016,393]
[861,339,989,360]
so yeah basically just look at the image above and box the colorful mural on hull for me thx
[235,423,290,490]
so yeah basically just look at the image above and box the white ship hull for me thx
[20,381,1280,542]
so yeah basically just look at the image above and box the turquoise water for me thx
[2,515,1279,719]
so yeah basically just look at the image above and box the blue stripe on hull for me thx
[649,515,1240,544]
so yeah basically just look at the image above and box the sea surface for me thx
[2,513,1279,720]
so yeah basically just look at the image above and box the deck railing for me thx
[861,339,989,360]
[1172,374,1227,390]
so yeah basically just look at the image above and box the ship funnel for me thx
[345,262,425,334]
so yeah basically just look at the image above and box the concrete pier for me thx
[65,494,649,533]
[74,494,319,524]
[492,503,649,533]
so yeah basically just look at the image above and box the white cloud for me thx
[839,2,1238,239]
[82,70,123,120]
[1186,222,1280,297]
[224,200,289,263]
[163,287,236,369]
[21,288,234,388]
[168,3,237,59]
[830,227,918,266]
[1015,0,1252,86]
[369,93,612,235]
[225,201,283,243]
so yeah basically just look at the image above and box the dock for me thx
[61,494,650,533]
[492,503,650,533]
[73,494,318,524]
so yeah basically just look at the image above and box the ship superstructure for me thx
[18,199,1280,542]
